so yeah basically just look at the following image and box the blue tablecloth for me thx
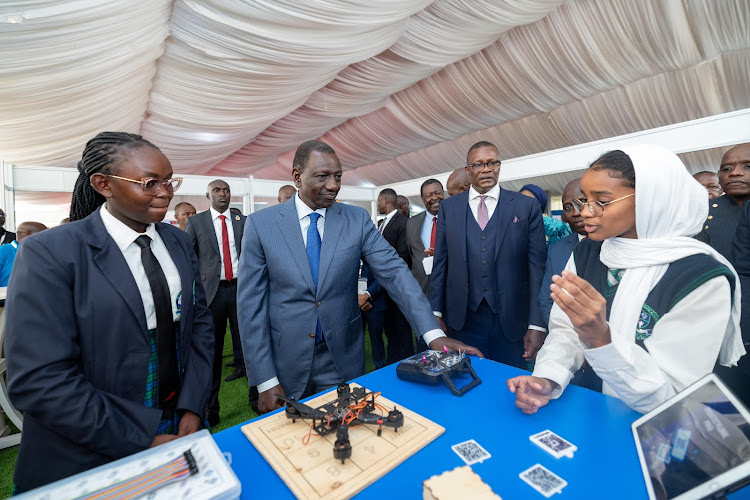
[214,358,750,499]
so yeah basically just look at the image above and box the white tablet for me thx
[632,374,750,500]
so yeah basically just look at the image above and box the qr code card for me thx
[529,430,577,459]
[451,439,491,465]
[519,464,567,497]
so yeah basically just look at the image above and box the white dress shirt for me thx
[533,258,732,413]
[210,207,239,280]
[258,194,445,392]
[379,209,398,233]
[100,204,182,329]
[468,184,500,222]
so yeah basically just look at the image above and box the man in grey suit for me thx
[238,140,481,414]
[406,179,445,296]
[186,180,249,426]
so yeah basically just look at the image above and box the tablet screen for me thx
[634,378,750,499]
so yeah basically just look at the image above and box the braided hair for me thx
[69,132,160,221]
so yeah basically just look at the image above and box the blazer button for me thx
[317,301,322,307]
[309,333,316,338]
[482,248,486,252]
[465,283,469,287]
[481,235,486,239]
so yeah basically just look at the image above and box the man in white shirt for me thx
[429,141,547,367]
[186,180,249,426]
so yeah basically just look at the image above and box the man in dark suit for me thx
[696,143,750,259]
[378,188,414,363]
[538,179,586,327]
[724,201,750,405]
[406,179,444,296]
[359,263,387,369]
[186,179,250,426]
[446,167,471,197]
[430,141,547,367]
[397,195,411,218]
[0,209,16,245]
[238,140,479,414]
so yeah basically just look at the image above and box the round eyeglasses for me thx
[571,193,635,217]
[106,175,183,195]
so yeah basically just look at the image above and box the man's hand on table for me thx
[258,384,287,414]
[428,337,484,358]
[506,375,558,414]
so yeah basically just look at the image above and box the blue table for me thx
[214,359,750,499]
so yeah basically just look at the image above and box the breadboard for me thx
[242,383,444,499]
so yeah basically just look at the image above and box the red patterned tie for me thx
[430,216,437,248]
[219,215,233,281]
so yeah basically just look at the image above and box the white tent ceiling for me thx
[1,0,748,189]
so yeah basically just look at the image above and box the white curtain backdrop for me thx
[1,0,748,187]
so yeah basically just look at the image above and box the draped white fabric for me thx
[1,0,748,188]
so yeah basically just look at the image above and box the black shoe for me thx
[225,368,246,382]
[207,412,220,427]
[226,360,238,368]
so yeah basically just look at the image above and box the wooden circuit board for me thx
[241,383,444,499]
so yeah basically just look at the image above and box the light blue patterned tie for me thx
[307,213,323,343]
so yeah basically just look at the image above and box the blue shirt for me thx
[0,240,19,287]
[421,212,437,250]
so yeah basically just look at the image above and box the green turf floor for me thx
[0,328,382,497]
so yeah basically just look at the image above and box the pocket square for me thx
[513,216,519,223]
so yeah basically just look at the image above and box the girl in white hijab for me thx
[508,144,744,414]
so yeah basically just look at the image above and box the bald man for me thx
[396,195,411,218]
[186,179,252,425]
[278,185,296,204]
[0,221,47,287]
[697,143,750,260]
[446,167,471,197]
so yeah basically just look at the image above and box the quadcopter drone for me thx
[277,383,403,464]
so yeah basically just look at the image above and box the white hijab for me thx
[598,144,744,366]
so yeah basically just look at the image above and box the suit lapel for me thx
[87,209,148,338]
[156,224,191,337]
[277,202,316,295]
[455,191,469,262]
[232,214,244,254]
[413,212,426,251]
[318,202,343,292]
[200,211,221,258]
[494,188,515,251]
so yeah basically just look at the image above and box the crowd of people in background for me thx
[1,132,748,492]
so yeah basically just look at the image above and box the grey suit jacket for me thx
[186,209,245,305]
[406,211,430,296]
[238,199,440,398]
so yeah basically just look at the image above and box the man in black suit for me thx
[696,143,750,259]
[377,188,414,363]
[397,195,411,218]
[726,201,750,405]
[186,179,252,426]
[406,179,444,296]
[0,209,16,245]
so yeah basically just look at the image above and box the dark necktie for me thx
[430,216,437,249]
[306,213,323,343]
[135,235,179,410]
[219,215,233,281]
